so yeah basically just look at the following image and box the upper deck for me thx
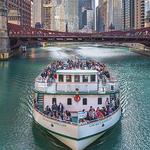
[35,60,119,94]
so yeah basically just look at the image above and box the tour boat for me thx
[33,59,121,150]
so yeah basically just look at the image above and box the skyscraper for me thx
[122,0,145,30]
[65,0,79,32]
[122,0,135,30]
[96,0,107,32]
[134,0,145,29]
[96,0,122,31]
[42,0,78,32]
[43,0,54,30]
[32,0,44,28]
[52,0,66,31]
[78,0,95,31]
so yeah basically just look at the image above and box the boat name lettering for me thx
[43,117,67,127]
[89,117,112,127]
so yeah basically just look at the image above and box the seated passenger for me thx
[89,108,97,120]
[65,110,72,122]
[101,107,107,116]
[45,105,51,115]
[96,107,104,119]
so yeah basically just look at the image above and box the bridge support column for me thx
[0,0,10,60]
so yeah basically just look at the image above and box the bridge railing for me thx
[7,23,150,39]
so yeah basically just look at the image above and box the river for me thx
[0,43,150,150]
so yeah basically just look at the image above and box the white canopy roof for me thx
[56,69,98,75]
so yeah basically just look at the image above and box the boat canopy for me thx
[56,69,98,75]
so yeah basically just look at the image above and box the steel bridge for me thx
[8,23,150,49]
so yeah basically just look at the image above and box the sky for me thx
[95,0,98,7]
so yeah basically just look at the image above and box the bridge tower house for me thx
[0,0,10,60]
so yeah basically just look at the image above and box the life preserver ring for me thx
[74,95,80,102]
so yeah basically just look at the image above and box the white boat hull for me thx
[33,108,121,150]
[49,131,105,150]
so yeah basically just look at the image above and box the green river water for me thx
[0,43,150,150]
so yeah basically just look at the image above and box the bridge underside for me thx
[9,36,150,49]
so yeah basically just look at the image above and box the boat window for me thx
[83,98,87,105]
[66,75,72,82]
[90,75,96,82]
[59,75,64,82]
[83,75,88,82]
[67,98,72,105]
[74,75,80,82]
[98,98,102,105]
[52,98,57,104]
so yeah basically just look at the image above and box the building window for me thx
[67,98,72,105]
[74,75,80,82]
[66,75,72,82]
[83,98,87,105]
[98,98,102,105]
[90,75,96,82]
[83,75,88,82]
[59,75,64,82]
[52,98,56,104]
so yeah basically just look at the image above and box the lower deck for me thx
[33,91,120,124]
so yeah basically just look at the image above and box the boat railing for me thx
[78,107,121,126]
[98,79,119,93]
[35,75,119,93]
[34,106,120,127]
[35,76,56,92]
[56,82,98,92]
[34,108,78,126]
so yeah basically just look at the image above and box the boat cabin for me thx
[56,69,98,92]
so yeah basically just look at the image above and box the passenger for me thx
[89,108,96,120]
[101,107,107,116]
[58,102,64,113]
[65,110,72,122]
[96,107,104,119]
[64,110,68,121]
[108,107,113,114]
[92,109,97,120]
[52,102,58,118]
[89,106,93,112]
[105,98,109,111]
[45,105,50,115]
[57,112,63,121]
[111,99,116,111]
[104,70,110,79]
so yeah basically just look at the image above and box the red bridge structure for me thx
[8,23,150,49]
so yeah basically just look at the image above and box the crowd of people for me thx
[41,97,119,124]
[39,59,111,83]
[44,102,72,122]
[79,98,119,123]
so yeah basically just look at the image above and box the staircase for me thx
[37,93,44,112]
